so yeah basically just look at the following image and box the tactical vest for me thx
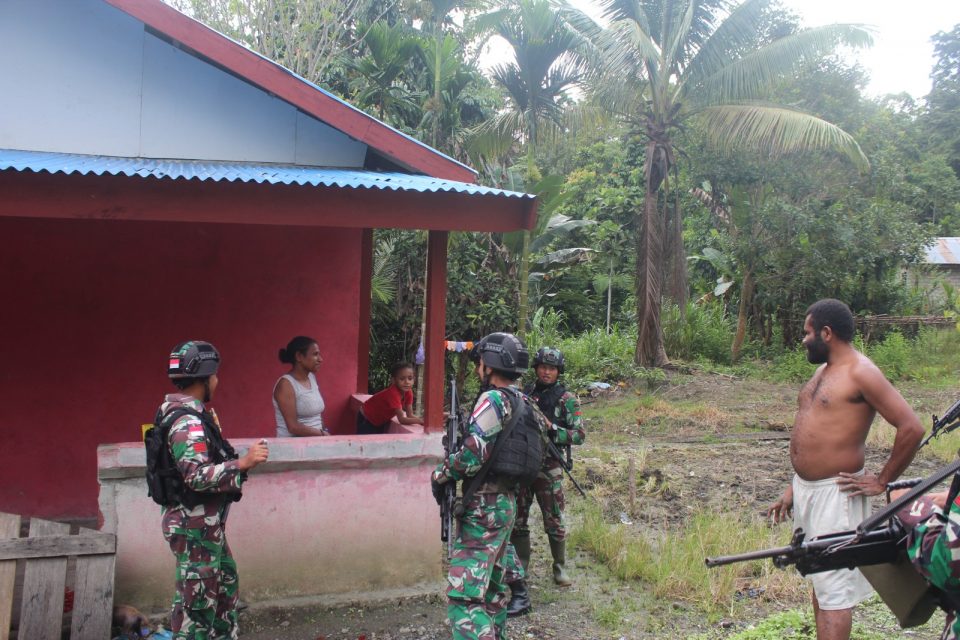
[144,407,241,509]
[525,382,567,428]
[489,388,544,488]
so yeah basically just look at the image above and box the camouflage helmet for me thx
[168,341,220,379]
[470,332,529,374]
[533,347,565,374]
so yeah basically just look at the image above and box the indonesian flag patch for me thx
[192,442,207,454]
[169,358,180,369]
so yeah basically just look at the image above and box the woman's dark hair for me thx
[278,336,318,364]
[806,299,855,342]
[390,361,414,377]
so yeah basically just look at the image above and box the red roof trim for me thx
[104,0,478,183]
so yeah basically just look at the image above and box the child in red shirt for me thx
[357,362,423,434]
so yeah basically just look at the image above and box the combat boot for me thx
[506,579,531,617]
[549,538,573,587]
[511,532,531,573]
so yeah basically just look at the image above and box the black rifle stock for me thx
[440,377,464,558]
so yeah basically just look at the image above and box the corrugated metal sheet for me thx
[0,149,532,199]
[924,238,960,264]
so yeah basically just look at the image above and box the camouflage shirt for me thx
[905,492,960,639]
[432,386,550,484]
[159,394,245,528]
[524,381,585,446]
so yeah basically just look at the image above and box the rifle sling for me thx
[459,390,523,512]
[858,458,960,535]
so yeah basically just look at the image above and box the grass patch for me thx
[570,503,805,616]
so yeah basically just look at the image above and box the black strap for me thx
[459,389,524,511]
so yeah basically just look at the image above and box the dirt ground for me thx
[232,371,954,640]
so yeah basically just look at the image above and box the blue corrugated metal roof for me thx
[0,149,532,199]
[924,238,960,264]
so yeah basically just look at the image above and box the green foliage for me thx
[864,331,910,381]
[662,302,736,364]
[769,346,814,383]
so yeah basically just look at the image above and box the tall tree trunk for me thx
[731,269,754,363]
[665,188,687,309]
[606,257,613,334]
[635,140,669,367]
[518,228,531,338]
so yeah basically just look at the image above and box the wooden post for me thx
[19,518,69,640]
[423,230,448,431]
[0,513,19,639]
[357,228,373,393]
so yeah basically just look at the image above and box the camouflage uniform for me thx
[516,382,585,543]
[903,490,960,639]
[432,387,549,640]
[159,394,245,640]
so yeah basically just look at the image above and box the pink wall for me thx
[0,217,361,518]
[98,434,444,610]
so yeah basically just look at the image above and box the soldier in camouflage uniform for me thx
[507,346,585,613]
[893,486,960,639]
[159,341,269,639]
[431,333,550,640]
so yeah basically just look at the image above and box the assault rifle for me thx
[546,439,588,498]
[440,377,465,557]
[918,395,960,450]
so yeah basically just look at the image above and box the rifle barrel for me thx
[705,545,794,568]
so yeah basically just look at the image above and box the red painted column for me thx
[423,231,448,432]
[357,228,373,393]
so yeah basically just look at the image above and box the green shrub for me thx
[770,346,815,382]
[662,302,735,364]
[865,331,910,381]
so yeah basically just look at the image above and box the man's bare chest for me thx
[799,371,866,414]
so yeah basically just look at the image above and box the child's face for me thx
[394,368,415,393]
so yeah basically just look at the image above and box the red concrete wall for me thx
[0,217,361,518]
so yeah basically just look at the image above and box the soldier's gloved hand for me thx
[431,478,445,505]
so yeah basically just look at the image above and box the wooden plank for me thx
[423,230,448,432]
[69,528,115,640]
[0,535,115,561]
[18,519,69,640]
[0,513,21,640]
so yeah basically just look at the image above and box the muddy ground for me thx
[234,372,955,640]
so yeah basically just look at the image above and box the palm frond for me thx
[696,103,869,171]
[688,24,873,106]
[681,0,770,85]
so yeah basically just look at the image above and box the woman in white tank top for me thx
[273,336,328,437]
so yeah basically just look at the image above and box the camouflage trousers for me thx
[164,521,239,639]
[447,492,516,640]
[500,541,525,585]
[514,459,566,542]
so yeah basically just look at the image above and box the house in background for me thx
[0,0,535,607]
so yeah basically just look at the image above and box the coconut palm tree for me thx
[562,0,872,366]
[346,22,423,125]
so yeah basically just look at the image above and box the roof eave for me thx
[103,0,478,183]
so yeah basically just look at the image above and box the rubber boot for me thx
[549,538,573,587]
[506,579,531,617]
[511,532,531,574]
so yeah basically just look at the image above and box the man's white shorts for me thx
[792,472,874,610]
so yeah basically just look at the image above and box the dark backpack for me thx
[489,388,544,488]
[144,407,241,508]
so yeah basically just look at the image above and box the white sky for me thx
[478,1,960,100]
[780,0,960,99]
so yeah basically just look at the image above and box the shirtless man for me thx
[768,298,924,640]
